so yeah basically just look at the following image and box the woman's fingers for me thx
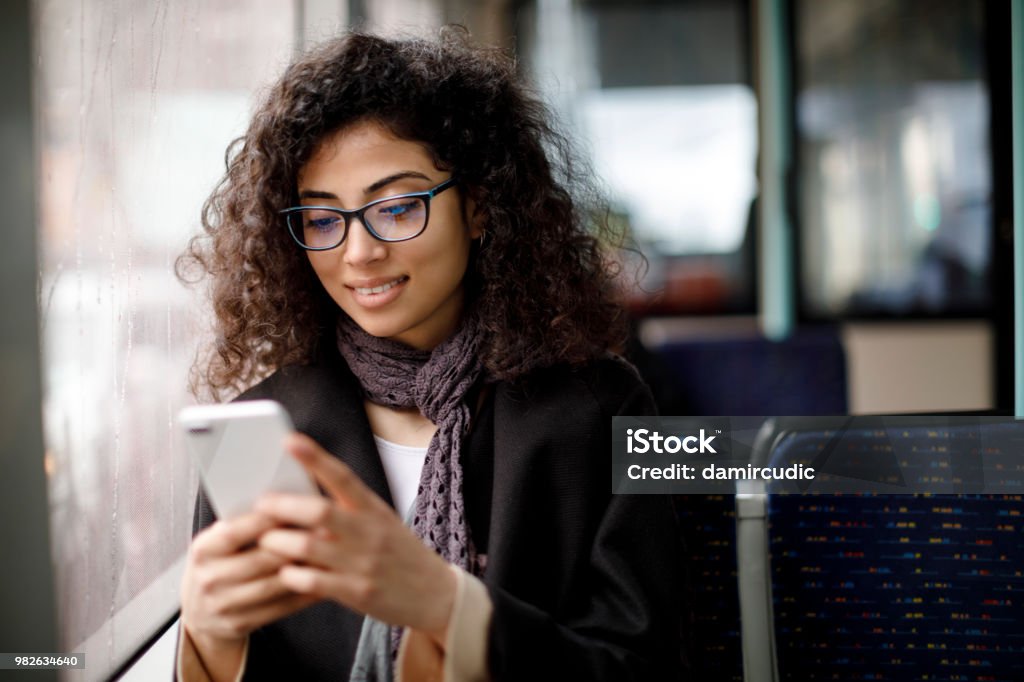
[182,495,352,649]
[277,565,374,612]
[212,572,294,614]
[257,432,394,530]
[199,547,289,590]
[258,527,339,566]
[183,538,318,644]
[221,593,320,637]
[255,492,341,530]
[285,432,378,512]
[190,512,275,562]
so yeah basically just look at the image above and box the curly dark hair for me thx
[177,27,630,400]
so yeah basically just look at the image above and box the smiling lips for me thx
[347,275,409,308]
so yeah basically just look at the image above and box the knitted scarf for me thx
[336,313,485,681]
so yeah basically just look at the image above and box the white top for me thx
[373,434,428,520]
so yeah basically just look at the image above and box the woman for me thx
[176,28,685,682]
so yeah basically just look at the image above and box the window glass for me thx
[521,0,758,314]
[35,0,296,664]
[795,0,990,317]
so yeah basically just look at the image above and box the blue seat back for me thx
[653,328,847,415]
[766,423,1024,681]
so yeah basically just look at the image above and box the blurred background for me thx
[1,0,1015,679]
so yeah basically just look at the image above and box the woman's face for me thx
[297,120,480,350]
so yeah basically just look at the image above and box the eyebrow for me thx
[298,170,433,201]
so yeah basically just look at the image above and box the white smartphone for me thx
[179,400,318,519]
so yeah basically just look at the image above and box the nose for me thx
[342,216,387,266]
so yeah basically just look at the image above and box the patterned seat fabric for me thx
[767,423,1024,681]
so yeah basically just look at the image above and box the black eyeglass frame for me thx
[279,177,458,251]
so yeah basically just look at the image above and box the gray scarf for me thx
[336,313,486,681]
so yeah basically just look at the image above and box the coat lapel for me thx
[484,381,531,587]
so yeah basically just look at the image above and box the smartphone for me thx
[179,400,318,519]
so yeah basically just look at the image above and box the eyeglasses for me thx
[279,177,457,251]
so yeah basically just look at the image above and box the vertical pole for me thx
[757,0,795,340]
[0,0,59,679]
[1013,0,1024,417]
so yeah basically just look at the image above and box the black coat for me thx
[190,340,687,681]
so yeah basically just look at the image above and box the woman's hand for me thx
[255,432,458,648]
[180,512,318,677]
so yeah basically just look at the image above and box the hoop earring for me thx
[477,230,488,248]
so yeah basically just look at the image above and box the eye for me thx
[306,214,341,232]
[376,200,419,221]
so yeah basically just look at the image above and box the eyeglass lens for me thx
[288,195,428,248]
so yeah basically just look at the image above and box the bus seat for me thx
[648,327,847,415]
[655,329,846,682]
[739,420,1024,681]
